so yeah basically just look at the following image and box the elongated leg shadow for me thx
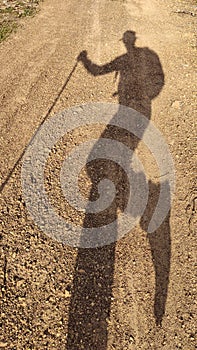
[66,159,129,349]
[66,245,115,349]
[140,180,171,326]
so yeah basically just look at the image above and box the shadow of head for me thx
[120,30,137,50]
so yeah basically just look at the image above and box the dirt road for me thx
[0,0,196,349]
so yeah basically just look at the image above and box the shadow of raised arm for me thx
[77,50,120,76]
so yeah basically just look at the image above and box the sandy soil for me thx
[0,0,196,349]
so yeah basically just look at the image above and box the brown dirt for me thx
[0,0,196,349]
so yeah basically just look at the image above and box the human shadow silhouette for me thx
[66,31,170,349]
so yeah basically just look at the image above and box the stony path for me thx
[0,0,196,349]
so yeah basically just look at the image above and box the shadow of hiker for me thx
[66,31,170,349]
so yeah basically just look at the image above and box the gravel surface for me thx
[0,0,196,349]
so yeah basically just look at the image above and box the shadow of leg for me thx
[140,180,171,326]
[66,245,115,350]
[148,215,171,326]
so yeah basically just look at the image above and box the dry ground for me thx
[0,0,196,349]
[0,0,41,43]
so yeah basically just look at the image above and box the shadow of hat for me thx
[120,30,137,43]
